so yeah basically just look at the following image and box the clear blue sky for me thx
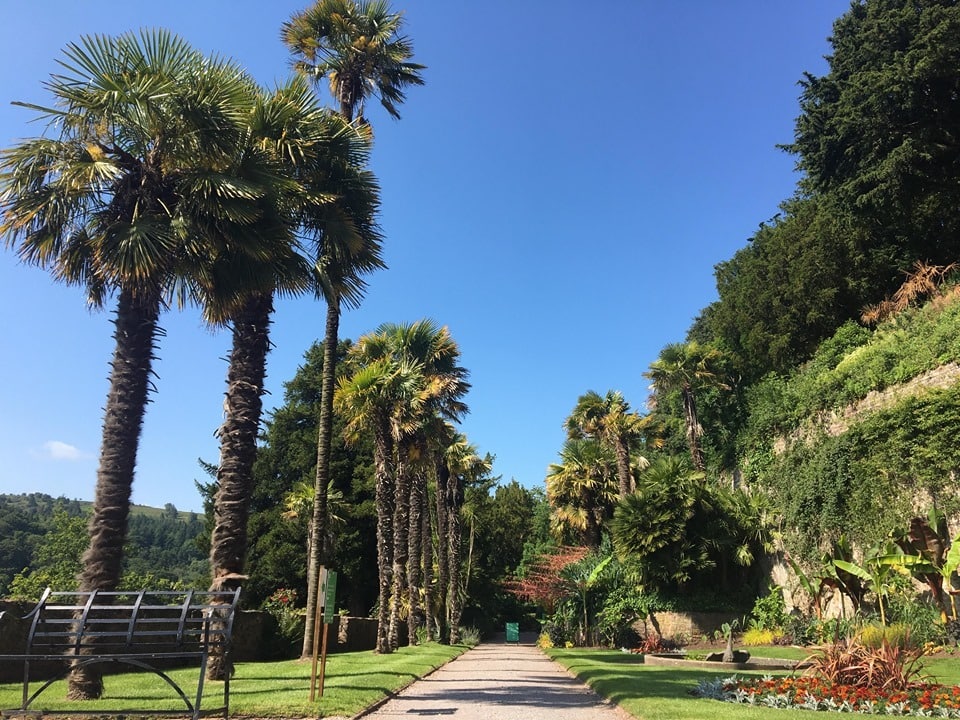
[0,1,849,511]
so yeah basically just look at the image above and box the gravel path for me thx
[356,642,632,720]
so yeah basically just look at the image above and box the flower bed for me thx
[696,674,960,716]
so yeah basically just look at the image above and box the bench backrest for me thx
[25,588,241,657]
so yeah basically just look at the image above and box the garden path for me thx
[356,641,631,720]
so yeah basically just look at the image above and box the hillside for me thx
[0,493,208,598]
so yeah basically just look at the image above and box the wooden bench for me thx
[0,587,241,720]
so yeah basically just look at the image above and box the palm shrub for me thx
[611,456,772,599]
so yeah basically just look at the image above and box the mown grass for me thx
[0,642,467,718]
[546,646,960,720]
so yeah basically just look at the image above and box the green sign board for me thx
[322,570,338,624]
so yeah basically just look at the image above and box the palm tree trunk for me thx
[389,450,411,651]
[435,459,450,641]
[68,288,160,700]
[614,438,632,497]
[464,515,475,595]
[207,290,273,680]
[374,416,395,654]
[422,482,435,642]
[682,384,705,471]
[407,463,424,646]
[446,470,464,645]
[302,299,340,659]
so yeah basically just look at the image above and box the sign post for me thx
[309,568,338,701]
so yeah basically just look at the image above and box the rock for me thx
[705,650,751,663]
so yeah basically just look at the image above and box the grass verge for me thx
[0,642,467,718]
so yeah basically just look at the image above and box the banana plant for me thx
[833,541,924,626]
[895,510,960,621]
[786,536,865,619]
[561,553,615,645]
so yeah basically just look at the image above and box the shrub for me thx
[458,626,481,647]
[541,621,567,648]
[262,587,304,657]
[596,584,650,647]
[634,634,683,653]
[741,627,782,646]
[859,622,914,650]
[887,596,946,647]
[748,587,787,631]
[782,613,819,646]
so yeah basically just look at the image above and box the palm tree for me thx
[644,342,729,471]
[282,0,420,658]
[198,80,376,673]
[1,30,259,699]
[566,391,646,497]
[295,110,384,661]
[281,480,347,564]
[546,438,619,550]
[336,320,468,651]
[442,434,489,644]
[360,321,469,650]
[335,354,422,653]
[610,456,771,596]
[282,0,425,122]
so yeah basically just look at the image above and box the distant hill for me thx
[0,492,199,522]
[0,493,208,597]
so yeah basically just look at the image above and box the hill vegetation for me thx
[0,493,207,597]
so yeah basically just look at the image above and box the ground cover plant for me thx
[0,643,466,718]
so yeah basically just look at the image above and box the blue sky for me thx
[0,1,848,511]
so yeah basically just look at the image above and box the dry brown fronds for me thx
[861,261,957,325]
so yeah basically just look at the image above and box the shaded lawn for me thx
[546,646,960,720]
[0,642,467,718]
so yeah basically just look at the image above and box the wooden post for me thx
[309,567,326,702]
[319,622,330,696]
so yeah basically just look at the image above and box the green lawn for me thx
[0,642,467,718]
[545,646,960,720]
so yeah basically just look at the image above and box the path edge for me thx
[349,644,474,720]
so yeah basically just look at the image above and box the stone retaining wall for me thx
[634,610,742,642]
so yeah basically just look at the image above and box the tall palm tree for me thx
[335,354,422,653]
[293,106,384,661]
[198,80,376,672]
[0,30,260,699]
[545,438,619,550]
[644,342,729,472]
[404,437,429,645]
[282,0,419,658]
[362,321,469,650]
[336,320,468,651]
[566,390,646,497]
[442,434,489,644]
[282,0,425,122]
